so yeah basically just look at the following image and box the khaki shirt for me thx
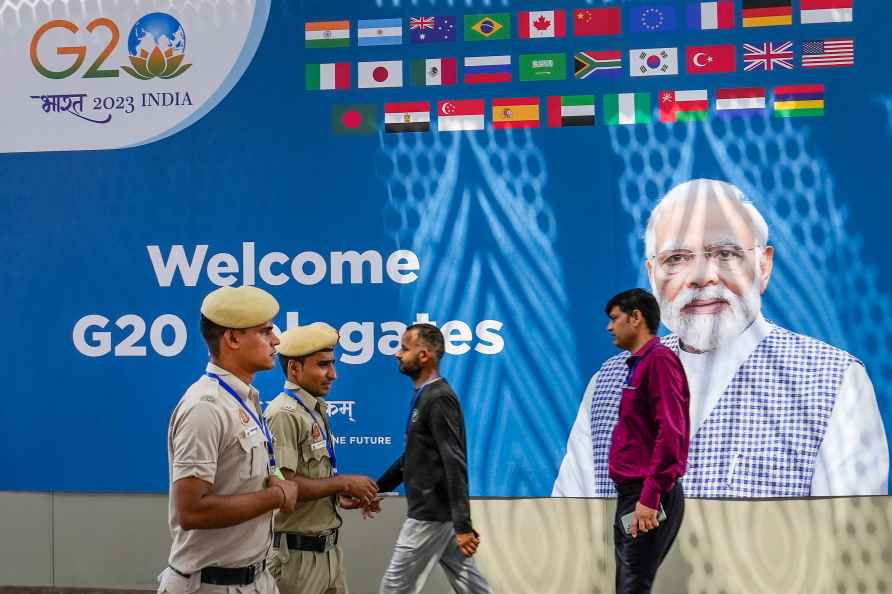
[265,381,340,534]
[166,363,273,574]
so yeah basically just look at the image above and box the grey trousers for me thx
[379,519,493,594]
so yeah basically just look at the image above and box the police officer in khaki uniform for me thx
[266,323,378,594]
[159,286,299,594]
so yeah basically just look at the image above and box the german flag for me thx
[742,0,792,27]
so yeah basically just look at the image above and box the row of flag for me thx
[331,84,826,134]
[306,40,853,90]
[306,2,854,48]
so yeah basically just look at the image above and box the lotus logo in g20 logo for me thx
[122,13,192,80]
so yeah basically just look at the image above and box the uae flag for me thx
[687,1,735,30]
[438,99,485,132]
[742,0,792,27]
[518,10,566,38]
[716,87,767,115]
[547,95,595,127]
[305,63,350,91]
[659,89,709,122]
[409,58,457,86]
[384,102,431,133]
[604,93,652,125]
[573,8,622,36]
[357,60,403,88]
[800,0,852,24]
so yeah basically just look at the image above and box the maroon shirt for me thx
[608,337,690,509]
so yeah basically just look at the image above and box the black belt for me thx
[198,559,265,585]
[615,481,644,497]
[274,529,339,553]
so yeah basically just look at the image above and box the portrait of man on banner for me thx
[554,178,889,498]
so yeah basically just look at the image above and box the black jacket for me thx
[376,379,473,533]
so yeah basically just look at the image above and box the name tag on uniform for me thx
[311,439,327,451]
[244,426,260,438]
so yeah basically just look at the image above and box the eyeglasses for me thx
[653,245,759,275]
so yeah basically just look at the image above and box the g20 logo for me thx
[30,12,192,80]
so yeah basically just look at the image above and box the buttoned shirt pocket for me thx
[299,441,333,479]
[237,431,269,479]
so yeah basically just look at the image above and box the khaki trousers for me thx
[267,540,349,594]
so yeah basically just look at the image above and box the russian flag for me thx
[463,55,512,84]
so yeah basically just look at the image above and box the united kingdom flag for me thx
[743,41,794,71]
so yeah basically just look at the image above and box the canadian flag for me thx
[518,10,566,38]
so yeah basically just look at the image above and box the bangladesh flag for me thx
[604,93,652,125]
[519,53,567,81]
[464,13,511,41]
[332,105,377,135]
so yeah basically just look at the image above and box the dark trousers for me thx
[613,481,685,594]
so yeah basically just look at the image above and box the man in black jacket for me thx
[376,323,493,594]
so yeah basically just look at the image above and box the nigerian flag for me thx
[603,93,652,125]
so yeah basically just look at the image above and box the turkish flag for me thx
[686,44,736,74]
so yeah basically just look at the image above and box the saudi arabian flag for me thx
[519,53,567,81]
[604,92,652,125]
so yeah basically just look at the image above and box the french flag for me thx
[687,1,735,30]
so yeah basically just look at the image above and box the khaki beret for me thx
[278,323,339,357]
[200,286,279,329]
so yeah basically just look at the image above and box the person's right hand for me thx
[339,474,378,505]
[267,476,298,512]
[361,497,382,520]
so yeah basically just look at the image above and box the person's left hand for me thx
[630,501,659,538]
[338,493,362,509]
[456,532,480,557]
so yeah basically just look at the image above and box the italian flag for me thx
[305,63,350,91]
[659,90,708,123]
[604,93,651,125]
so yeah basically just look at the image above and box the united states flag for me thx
[802,39,854,68]
[743,41,794,71]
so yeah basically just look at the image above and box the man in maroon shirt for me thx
[606,288,690,594]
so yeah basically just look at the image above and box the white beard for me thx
[654,281,761,352]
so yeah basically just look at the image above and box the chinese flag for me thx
[573,8,622,36]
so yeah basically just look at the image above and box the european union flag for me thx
[629,5,677,32]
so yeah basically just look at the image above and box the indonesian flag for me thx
[518,10,566,38]
[659,89,708,122]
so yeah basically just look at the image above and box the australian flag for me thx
[409,16,457,43]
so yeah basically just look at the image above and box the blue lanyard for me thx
[206,372,276,470]
[285,389,337,474]
[405,377,441,437]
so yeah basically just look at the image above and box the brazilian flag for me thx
[463,14,511,41]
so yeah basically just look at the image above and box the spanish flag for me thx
[492,97,540,129]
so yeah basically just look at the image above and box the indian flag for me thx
[305,21,350,48]
[604,93,652,125]
[492,97,540,129]
[547,95,595,127]
[305,63,350,91]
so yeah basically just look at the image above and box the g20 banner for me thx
[1,0,889,497]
